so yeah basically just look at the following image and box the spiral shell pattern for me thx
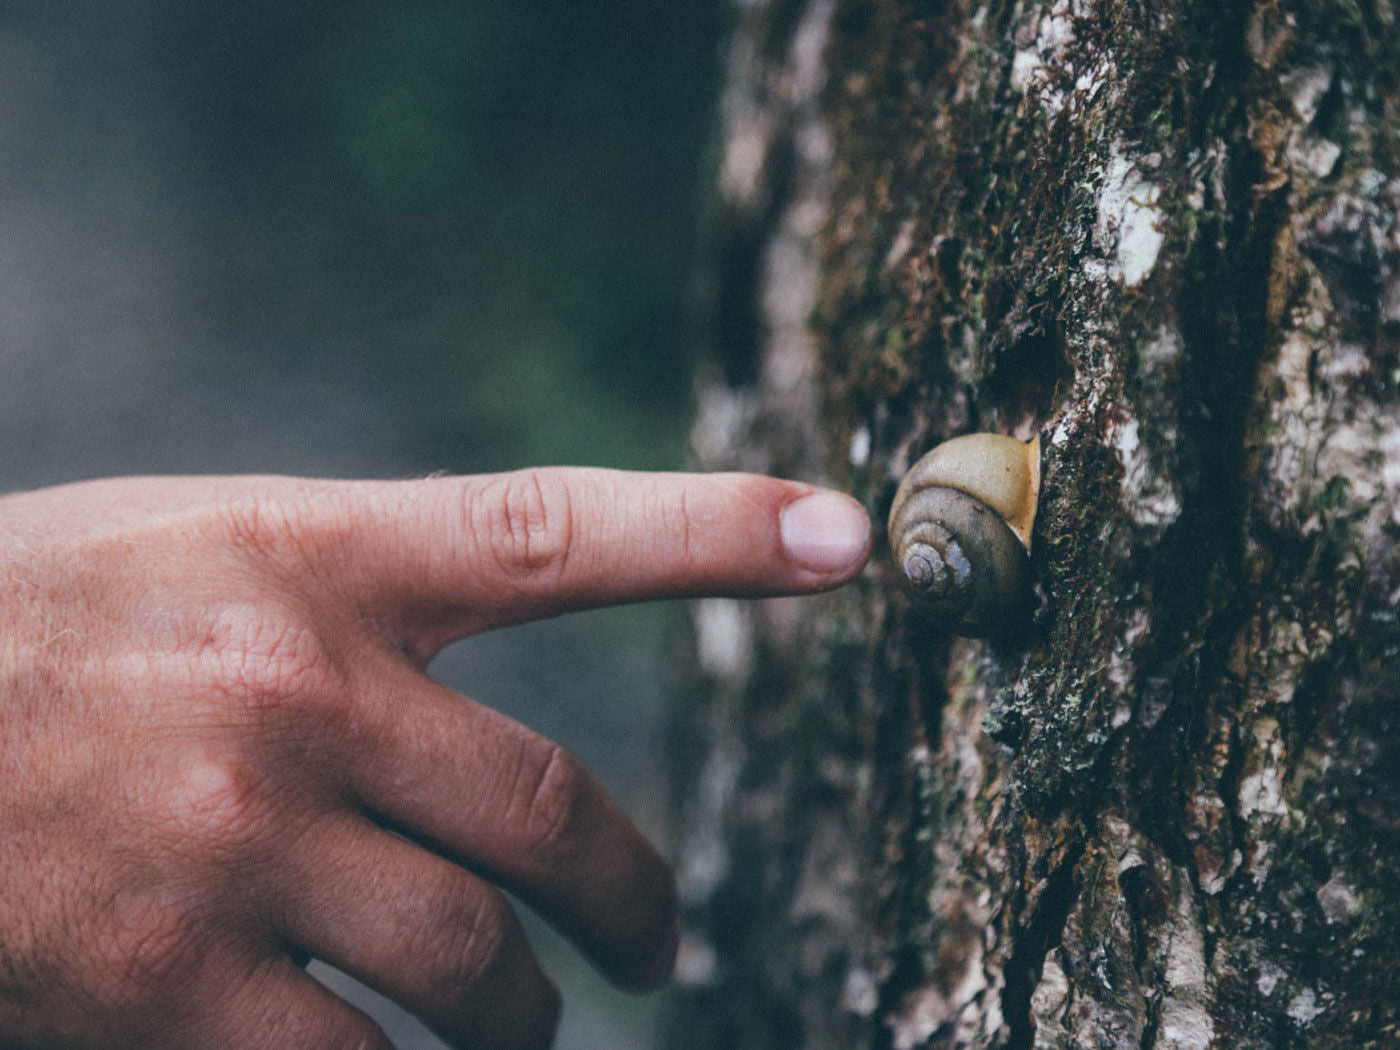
[886,434,1039,636]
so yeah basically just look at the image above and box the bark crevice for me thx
[1001,838,1086,1050]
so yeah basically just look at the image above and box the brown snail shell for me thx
[887,433,1040,636]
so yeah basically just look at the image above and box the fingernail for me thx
[779,491,870,573]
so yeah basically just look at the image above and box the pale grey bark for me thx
[672,1,1400,1047]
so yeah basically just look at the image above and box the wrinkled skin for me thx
[0,469,869,1049]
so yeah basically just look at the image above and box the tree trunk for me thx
[670,1,1400,1048]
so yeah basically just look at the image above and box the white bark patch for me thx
[693,598,752,679]
[982,974,1005,1039]
[886,948,989,1050]
[1251,840,1275,889]
[691,377,760,468]
[763,231,823,393]
[1010,0,1096,117]
[842,966,879,1017]
[718,0,835,205]
[1287,988,1325,1026]
[1383,424,1400,494]
[1256,170,1400,564]
[677,742,742,904]
[1048,366,1110,452]
[1111,416,1182,529]
[790,819,860,928]
[887,986,945,1050]
[1283,66,1333,124]
[1316,873,1362,923]
[1318,402,1400,526]
[849,425,871,467]
[756,0,836,440]
[1106,609,1150,717]
[1140,324,1183,371]
[1288,135,1342,179]
[1256,960,1287,997]
[1238,770,1286,820]
[1282,70,1345,182]
[1239,716,1291,822]
[1157,884,1216,1050]
[1095,146,1166,286]
[787,0,835,107]
[1320,341,1371,382]
[883,218,916,271]
[1382,274,1400,325]
[1248,619,1321,709]
[1198,848,1243,897]
[717,14,773,211]
[673,931,719,987]
[1257,326,1321,519]
[1029,956,1071,1035]
[720,109,775,206]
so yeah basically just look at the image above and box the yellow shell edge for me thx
[903,433,1040,551]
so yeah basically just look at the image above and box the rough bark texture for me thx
[670,1,1400,1048]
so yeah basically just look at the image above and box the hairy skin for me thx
[0,470,870,1049]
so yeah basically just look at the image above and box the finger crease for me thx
[679,487,693,564]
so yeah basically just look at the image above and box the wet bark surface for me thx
[671,1,1400,1047]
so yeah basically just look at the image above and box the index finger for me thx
[309,469,870,641]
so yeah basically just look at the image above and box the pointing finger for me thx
[286,469,870,645]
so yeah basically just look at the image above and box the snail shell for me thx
[887,433,1040,636]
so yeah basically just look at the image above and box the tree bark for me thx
[670,1,1400,1048]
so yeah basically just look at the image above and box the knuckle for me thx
[194,605,336,712]
[215,483,352,576]
[235,620,331,708]
[155,758,276,859]
[472,469,577,586]
[218,490,306,563]
[514,741,587,867]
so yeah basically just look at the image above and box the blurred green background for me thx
[0,1,723,1047]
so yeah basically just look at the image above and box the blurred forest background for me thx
[0,1,722,1046]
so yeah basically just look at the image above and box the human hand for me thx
[0,468,869,1049]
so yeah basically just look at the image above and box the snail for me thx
[886,432,1040,636]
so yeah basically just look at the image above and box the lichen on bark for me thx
[672,1,1400,1047]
